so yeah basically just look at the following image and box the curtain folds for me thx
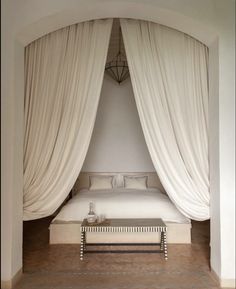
[24,19,113,220]
[121,19,209,220]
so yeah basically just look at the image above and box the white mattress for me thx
[53,188,190,224]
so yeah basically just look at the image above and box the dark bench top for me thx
[81,218,167,228]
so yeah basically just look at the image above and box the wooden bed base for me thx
[49,221,191,244]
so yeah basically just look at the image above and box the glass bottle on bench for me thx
[87,202,97,223]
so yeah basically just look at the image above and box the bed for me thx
[49,172,192,244]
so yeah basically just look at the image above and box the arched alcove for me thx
[2,1,235,288]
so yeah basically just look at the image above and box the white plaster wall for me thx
[1,2,24,281]
[82,76,155,172]
[208,2,235,284]
[209,38,221,277]
[1,0,235,286]
[215,2,235,283]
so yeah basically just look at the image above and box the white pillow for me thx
[124,176,148,190]
[89,175,114,190]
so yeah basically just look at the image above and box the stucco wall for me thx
[1,0,235,286]
[82,76,155,173]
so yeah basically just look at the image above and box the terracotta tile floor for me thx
[14,218,220,289]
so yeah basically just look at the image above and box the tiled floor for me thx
[14,218,220,289]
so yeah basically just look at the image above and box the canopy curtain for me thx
[24,19,113,220]
[120,19,209,220]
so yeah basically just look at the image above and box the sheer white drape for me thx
[24,20,112,220]
[121,19,209,220]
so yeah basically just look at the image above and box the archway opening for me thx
[22,16,212,286]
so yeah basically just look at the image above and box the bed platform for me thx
[49,172,192,244]
[49,220,191,244]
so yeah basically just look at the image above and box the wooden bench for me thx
[80,218,168,260]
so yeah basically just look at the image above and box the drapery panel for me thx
[121,19,209,220]
[24,19,113,220]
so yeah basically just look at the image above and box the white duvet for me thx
[53,188,190,224]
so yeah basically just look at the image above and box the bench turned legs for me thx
[160,232,164,251]
[163,231,168,260]
[80,231,85,260]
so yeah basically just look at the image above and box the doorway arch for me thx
[2,1,235,287]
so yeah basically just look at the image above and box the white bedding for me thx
[53,188,190,224]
